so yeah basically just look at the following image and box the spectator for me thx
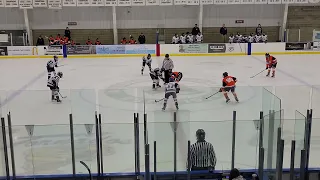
[229,168,245,180]
[65,27,71,39]
[36,35,45,46]
[220,24,228,42]
[121,37,127,44]
[256,24,263,35]
[86,38,93,45]
[192,24,200,36]
[95,38,101,45]
[129,37,137,44]
[188,129,216,171]
[138,33,146,44]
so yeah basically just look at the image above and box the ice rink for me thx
[0,54,320,176]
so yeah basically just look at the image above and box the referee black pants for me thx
[164,70,171,83]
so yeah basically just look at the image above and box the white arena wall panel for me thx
[1,5,284,30]
[203,5,284,27]
[0,8,25,30]
[30,7,113,30]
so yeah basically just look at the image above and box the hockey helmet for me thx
[169,76,175,82]
[147,54,151,58]
[154,67,160,72]
[265,53,270,57]
[165,54,169,58]
[57,72,63,78]
[54,55,58,61]
[223,72,228,77]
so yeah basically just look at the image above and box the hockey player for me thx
[162,76,180,111]
[150,68,162,89]
[47,71,63,102]
[171,71,183,82]
[141,54,152,75]
[221,72,239,103]
[47,55,59,79]
[265,53,277,77]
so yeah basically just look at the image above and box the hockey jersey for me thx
[47,59,58,68]
[47,75,60,88]
[142,56,152,64]
[165,82,179,93]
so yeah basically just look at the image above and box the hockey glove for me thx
[176,88,180,94]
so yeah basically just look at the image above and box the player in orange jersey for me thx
[221,72,239,103]
[265,53,277,77]
[171,71,183,82]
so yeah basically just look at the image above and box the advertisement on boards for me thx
[67,45,96,54]
[178,44,207,53]
[0,47,8,56]
[43,46,63,55]
[125,44,156,54]
[208,44,226,53]
[285,42,311,50]
[96,45,125,54]
[7,46,38,55]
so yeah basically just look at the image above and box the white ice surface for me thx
[0,55,319,176]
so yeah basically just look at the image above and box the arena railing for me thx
[0,87,316,179]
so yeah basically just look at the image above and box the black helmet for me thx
[265,53,270,57]
[165,54,169,58]
[147,54,151,58]
[223,72,228,77]
[196,129,205,141]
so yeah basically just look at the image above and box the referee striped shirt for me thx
[189,141,216,168]
[162,58,174,70]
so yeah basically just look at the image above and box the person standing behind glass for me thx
[188,129,216,171]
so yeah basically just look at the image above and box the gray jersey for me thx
[162,58,174,70]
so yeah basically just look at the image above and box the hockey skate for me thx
[141,70,143,75]
[226,98,230,103]
[235,97,239,102]
[175,102,179,110]
[51,95,55,101]
[271,72,275,78]
[156,84,161,88]
[56,96,62,103]
[266,72,270,77]
[152,84,156,89]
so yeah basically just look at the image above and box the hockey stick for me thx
[155,98,164,103]
[80,161,92,180]
[205,91,220,99]
[58,91,67,98]
[250,69,265,78]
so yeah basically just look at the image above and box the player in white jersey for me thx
[248,33,254,43]
[162,76,180,111]
[141,54,152,75]
[236,33,242,43]
[180,33,186,44]
[195,33,203,43]
[172,34,180,44]
[187,34,194,43]
[255,34,262,43]
[229,34,235,43]
[47,71,63,102]
[46,55,58,79]
[262,33,268,43]
[150,68,162,89]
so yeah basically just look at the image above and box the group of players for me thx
[45,52,278,108]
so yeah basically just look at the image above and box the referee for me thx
[188,129,217,171]
[161,54,174,83]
